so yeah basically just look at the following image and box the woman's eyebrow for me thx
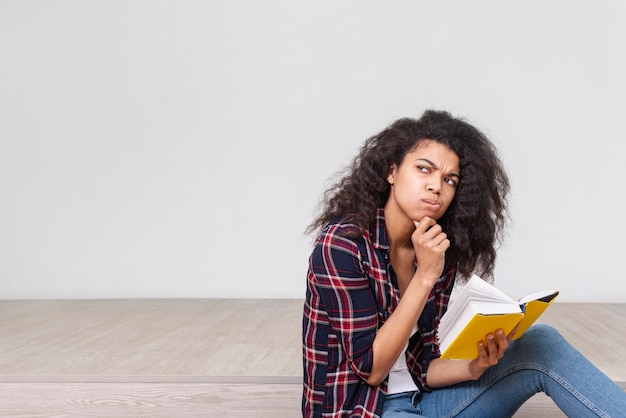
[416,158,460,178]
[416,158,437,167]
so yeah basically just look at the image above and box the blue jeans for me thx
[382,324,626,417]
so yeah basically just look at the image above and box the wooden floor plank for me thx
[3,300,626,380]
[0,299,303,378]
[0,299,624,417]
[0,382,576,417]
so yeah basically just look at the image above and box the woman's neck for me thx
[384,202,415,250]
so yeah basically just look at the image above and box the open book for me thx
[438,275,559,360]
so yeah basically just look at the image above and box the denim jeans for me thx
[382,324,626,418]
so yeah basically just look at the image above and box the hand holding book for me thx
[438,275,559,360]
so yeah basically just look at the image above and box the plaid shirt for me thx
[302,208,456,417]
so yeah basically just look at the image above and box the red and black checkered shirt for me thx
[302,209,456,417]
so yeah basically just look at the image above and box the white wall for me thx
[1,1,625,302]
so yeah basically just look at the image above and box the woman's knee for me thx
[514,324,572,356]
[522,323,560,340]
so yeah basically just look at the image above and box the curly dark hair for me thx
[306,110,510,280]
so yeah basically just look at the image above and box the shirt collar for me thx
[370,208,390,251]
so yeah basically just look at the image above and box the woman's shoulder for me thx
[315,215,371,243]
[311,216,378,259]
[309,217,378,276]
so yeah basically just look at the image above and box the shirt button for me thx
[421,360,427,365]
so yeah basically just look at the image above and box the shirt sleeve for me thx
[308,225,378,381]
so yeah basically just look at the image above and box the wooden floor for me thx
[0,299,624,417]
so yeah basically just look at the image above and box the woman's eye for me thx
[417,165,430,173]
[445,177,457,186]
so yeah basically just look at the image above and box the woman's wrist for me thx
[411,269,441,290]
[467,359,486,380]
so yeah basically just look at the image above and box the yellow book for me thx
[438,275,559,360]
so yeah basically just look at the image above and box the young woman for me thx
[302,110,626,417]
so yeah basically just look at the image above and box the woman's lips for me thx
[423,199,441,209]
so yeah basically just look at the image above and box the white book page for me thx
[439,275,522,346]
[517,289,559,305]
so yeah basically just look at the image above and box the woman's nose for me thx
[427,182,441,194]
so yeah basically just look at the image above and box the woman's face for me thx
[386,140,460,223]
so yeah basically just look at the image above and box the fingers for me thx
[426,232,450,252]
[432,234,450,250]
[473,329,511,379]
[413,217,436,233]
[490,330,508,359]
[477,340,488,359]
[411,217,449,280]
[413,218,449,248]
[506,325,519,342]
[483,334,499,364]
[496,330,509,353]
[477,330,509,365]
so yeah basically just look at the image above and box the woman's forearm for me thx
[366,277,434,386]
[427,327,512,388]
[425,357,478,388]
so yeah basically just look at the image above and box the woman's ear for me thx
[387,165,397,185]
